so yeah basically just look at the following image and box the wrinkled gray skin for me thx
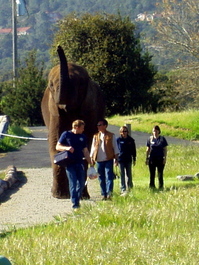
[41,46,105,199]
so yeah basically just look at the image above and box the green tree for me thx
[52,12,156,115]
[0,50,46,126]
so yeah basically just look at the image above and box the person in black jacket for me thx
[117,126,136,194]
[146,125,168,190]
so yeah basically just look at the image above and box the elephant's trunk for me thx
[56,45,71,104]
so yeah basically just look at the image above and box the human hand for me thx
[90,160,95,167]
[68,146,74,153]
[114,159,119,166]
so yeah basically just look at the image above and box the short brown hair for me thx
[72,120,85,128]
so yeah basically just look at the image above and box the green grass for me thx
[0,126,31,152]
[107,109,199,141]
[1,144,199,264]
[1,110,199,264]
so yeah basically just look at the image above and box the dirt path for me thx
[0,168,101,233]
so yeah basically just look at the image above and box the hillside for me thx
[0,0,159,80]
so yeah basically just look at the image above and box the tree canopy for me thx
[52,13,157,115]
[0,50,46,126]
[153,0,199,60]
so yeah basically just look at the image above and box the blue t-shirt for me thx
[58,131,87,163]
[146,135,168,160]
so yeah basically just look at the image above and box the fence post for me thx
[0,115,10,139]
[125,123,131,136]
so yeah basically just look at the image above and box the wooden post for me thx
[125,124,131,136]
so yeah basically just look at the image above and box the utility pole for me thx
[12,0,17,87]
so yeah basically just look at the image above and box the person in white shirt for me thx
[90,119,119,200]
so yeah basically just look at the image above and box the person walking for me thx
[146,125,168,190]
[90,119,119,200]
[56,120,92,210]
[117,126,136,194]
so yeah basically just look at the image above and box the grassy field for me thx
[1,110,199,264]
[107,109,199,141]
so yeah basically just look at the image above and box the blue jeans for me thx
[97,160,114,197]
[119,162,133,191]
[65,163,85,208]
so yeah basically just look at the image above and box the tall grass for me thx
[107,109,199,140]
[1,144,199,265]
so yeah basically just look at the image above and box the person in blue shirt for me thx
[117,126,136,194]
[56,120,92,210]
[146,125,168,190]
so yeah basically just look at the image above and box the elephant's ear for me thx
[49,90,60,117]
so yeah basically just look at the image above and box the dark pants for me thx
[148,158,165,189]
[119,162,133,191]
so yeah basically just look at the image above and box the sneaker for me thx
[73,208,80,212]
[120,191,128,196]
[107,195,112,200]
[102,196,107,201]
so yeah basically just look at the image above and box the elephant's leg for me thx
[51,163,70,199]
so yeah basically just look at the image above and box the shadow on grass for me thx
[134,180,199,194]
[0,171,27,203]
[148,181,199,193]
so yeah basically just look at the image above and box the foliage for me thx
[1,143,199,264]
[165,64,199,109]
[153,0,199,60]
[107,109,199,141]
[149,72,180,111]
[0,126,31,152]
[0,50,47,126]
[0,0,158,80]
[52,13,157,115]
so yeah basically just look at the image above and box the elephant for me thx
[41,45,105,199]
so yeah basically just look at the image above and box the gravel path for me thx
[0,126,103,233]
[0,167,101,233]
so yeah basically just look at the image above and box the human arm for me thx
[90,136,96,164]
[112,135,119,165]
[55,142,74,153]
[131,138,137,166]
[145,146,150,165]
[163,146,167,165]
[83,147,93,165]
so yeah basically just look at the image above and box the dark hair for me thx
[99,119,108,126]
[154,125,161,134]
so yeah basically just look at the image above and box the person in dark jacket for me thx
[117,126,136,194]
[146,125,168,190]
